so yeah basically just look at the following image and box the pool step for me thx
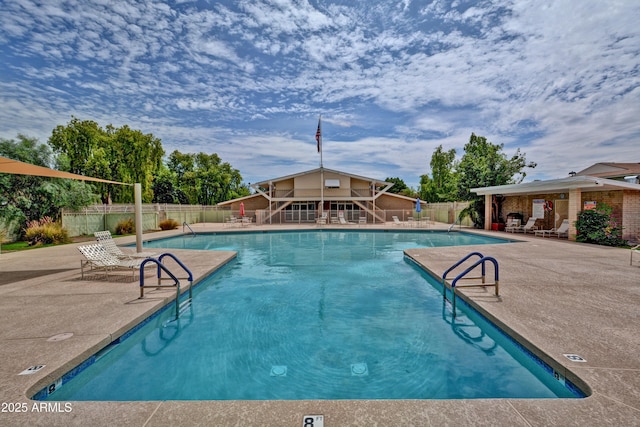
[178,298,192,315]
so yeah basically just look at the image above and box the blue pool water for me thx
[43,230,582,400]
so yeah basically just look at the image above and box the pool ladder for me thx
[139,253,194,320]
[442,252,499,318]
[183,221,196,236]
[447,218,461,232]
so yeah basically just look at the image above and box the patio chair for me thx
[504,218,521,232]
[534,219,570,238]
[513,217,538,234]
[225,216,238,227]
[338,211,354,225]
[94,231,156,259]
[392,216,403,226]
[78,244,146,279]
[316,212,328,225]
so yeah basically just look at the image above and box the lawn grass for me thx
[1,241,45,251]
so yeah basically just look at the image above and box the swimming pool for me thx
[41,230,583,400]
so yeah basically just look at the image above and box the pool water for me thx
[44,230,582,400]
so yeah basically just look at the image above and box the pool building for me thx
[217,167,422,224]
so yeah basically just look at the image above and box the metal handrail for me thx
[139,253,194,319]
[443,253,499,318]
[158,252,194,300]
[442,252,485,283]
[183,221,196,236]
[139,257,182,319]
[448,218,461,232]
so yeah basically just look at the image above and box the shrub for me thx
[575,204,627,247]
[115,218,135,235]
[159,218,179,230]
[24,216,70,246]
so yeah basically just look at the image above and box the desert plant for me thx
[114,218,135,235]
[24,216,70,246]
[159,218,179,230]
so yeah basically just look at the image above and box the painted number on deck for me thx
[303,415,324,427]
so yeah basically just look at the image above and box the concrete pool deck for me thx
[0,222,638,426]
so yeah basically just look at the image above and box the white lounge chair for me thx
[338,212,354,225]
[225,216,238,227]
[534,219,570,238]
[504,218,521,232]
[392,216,403,226]
[316,212,328,225]
[78,244,147,279]
[512,217,538,234]
[94,231,156,259]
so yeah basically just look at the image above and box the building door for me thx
[286,202,316,222]
[554,199,569,228]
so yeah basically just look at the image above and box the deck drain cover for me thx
[47,332,74,342]
[563,354,587,362]
[19,365,46,375]
[270,365,287,377]
[351,363,368,376]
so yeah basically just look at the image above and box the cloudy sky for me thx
[1,0,638,188]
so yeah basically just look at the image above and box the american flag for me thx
[315,118,321,153]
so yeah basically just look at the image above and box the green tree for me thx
[106,125,164,203]
[457,133,536,228]
[0,135,97,238]
[167,150,249,205]
[49,118,164,203]
[385,177,409,194]
[420,145,458,202]
[152,166,189,204]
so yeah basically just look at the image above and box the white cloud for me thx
[0,0,638,188]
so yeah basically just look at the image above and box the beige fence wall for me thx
[60,202,471,236]
[61,212,159,237]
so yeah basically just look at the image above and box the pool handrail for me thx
[157,252,194,283]
[183,221,196,236]
[443,253,499,318]
[139,253,194,319]
[442,251,485,282]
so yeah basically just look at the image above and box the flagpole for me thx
[319,116,323,168]
[316,115,324,218]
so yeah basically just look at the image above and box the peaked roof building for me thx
[218,167,422,224]
[471,162,640,242]
[575,162,640,182]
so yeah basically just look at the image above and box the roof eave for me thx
[472,176,640,196]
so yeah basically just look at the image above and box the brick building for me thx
[471,163,640,242]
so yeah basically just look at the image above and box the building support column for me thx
[568,188,581,241]
[134,183,143,252]
[484,194,492,230]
